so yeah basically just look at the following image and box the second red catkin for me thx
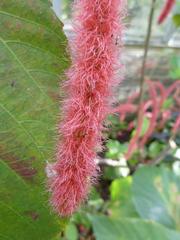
[158,0,175,24]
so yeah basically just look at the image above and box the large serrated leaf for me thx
[0,0,69,239]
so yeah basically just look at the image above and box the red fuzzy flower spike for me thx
[49,0,126,217]
[158,0,175,24]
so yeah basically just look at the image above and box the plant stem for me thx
[138,0,156,107]
[136,0,156,154]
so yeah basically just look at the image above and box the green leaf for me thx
[170,56,180,79]
[148,142,165,158]
[103,166,122,180]
[0,0,69,239]
[73,212,91,229]
[132,166,180,230]
[65,223,78,240]
[0,159,61,240]
[89,215,180,240]
[105,140,127,159]
[173,14,180,27]
[109,177,138,218]
[132,116,150,137]
[88,188,104,208]
[162,98,174,110]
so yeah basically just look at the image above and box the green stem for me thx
[138,0,156,107]
[136,0,156,154]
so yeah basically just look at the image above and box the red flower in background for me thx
[158,0,175,24]
[114,79,180,160]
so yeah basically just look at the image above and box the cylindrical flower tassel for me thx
[158,0,175,24]
[49,0,126,216]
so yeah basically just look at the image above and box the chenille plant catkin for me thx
[158,0,175,24]
[49,0,126,217]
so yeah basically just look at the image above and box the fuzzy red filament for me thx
[49,0,126,216]
[158,0,175,24]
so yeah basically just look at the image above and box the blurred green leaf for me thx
[132,166,180,230]
[73,212,91,229]
[128,152,141,166]
[90,215,180,240]
[88,188,104,209]
[107,115,127,129]
[163,98,174,110]
[170,56,180,79]
[108,115,121,126]
[109,177,138,218]
[0,0,69,239]
[141,117,150,136]
[110,177,131,201]
[103,166,122,180]
[132,116,150,137]
[148,142,165,158]
[65,223,78,240]
[173,14,180,27]
[90,187,102,200]
[105,140,127,159]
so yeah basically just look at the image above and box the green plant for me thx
[70,166,180,240]
[0,1,69,239]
